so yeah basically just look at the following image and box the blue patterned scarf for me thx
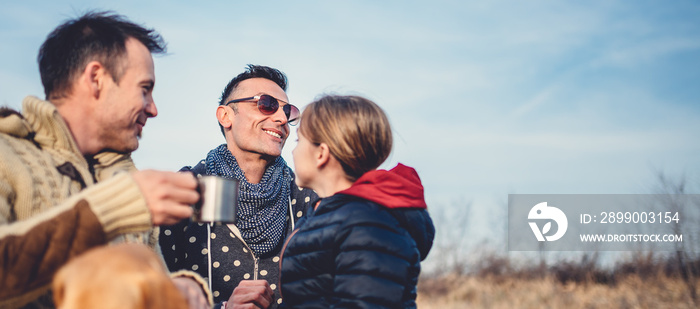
[205,144,292,256]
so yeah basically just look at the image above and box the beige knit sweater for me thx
[0,96,153,308]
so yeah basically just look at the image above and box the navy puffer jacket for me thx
[280,164,435,308]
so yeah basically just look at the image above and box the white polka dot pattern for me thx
[158,171,320,307]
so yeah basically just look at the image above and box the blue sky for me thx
[2,1,699,256]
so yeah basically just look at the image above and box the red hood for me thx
[337,163,427,209]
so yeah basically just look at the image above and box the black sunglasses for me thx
[224,94,300,125]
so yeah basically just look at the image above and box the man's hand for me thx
[226,280,273,309]
[131,170,199,225]
[172,277,210,309]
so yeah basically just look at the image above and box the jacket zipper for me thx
[228,224,259,280]
[253,256,260,280]
[242,241,258,280]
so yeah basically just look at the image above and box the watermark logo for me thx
[510,194,697,251]
[528,202,568,241]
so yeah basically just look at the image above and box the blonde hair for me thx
[299,95,392,182]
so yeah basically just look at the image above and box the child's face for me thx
[292,130,318,190]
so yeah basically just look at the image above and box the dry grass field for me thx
[417,253,700,308]
[417,273,698,309]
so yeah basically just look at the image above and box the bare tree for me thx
[653,171,698,304]
[425,198,473,276]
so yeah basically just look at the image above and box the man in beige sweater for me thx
[0,11,209,308]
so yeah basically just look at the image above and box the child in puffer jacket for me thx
[280,94,435,308]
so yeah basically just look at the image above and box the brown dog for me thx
[52,243,188,309]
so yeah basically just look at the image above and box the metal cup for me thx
[192,176,238,223]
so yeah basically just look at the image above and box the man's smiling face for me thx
[224,77,291,160]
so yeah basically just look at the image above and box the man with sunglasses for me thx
[160,65,318,309]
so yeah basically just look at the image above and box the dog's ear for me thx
[138,261,188,309]
[143,276,189,309]
[164,286,189,309]
[51,268,67,308]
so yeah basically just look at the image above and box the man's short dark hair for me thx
[218,64,288,135]
[219,64,287,105]
[38,11,167,100]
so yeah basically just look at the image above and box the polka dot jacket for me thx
[159,161,318,308]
